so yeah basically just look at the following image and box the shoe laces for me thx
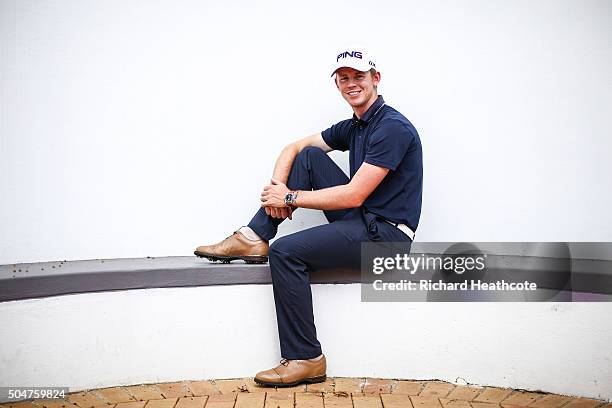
[280,358,289,367]
[223,231,239,241]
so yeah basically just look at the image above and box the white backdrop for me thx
[1,0,611,264]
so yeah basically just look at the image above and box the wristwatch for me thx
[284,191,299,208]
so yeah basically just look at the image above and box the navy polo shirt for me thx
[321,96,423,231]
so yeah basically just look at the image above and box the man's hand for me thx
[265,206,293,220]
[262,134,330,220]
[261,178,291,211]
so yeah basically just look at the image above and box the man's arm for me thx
[294,163,389,210]
[262,162,390,211]
[271,133,332,184]
[266,133,332,219]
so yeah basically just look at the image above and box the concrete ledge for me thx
[1,254,612,399]
[1,254,612,302]
[0,257,362,302]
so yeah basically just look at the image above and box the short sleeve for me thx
[364,119,414,171]
[321,119,352,152]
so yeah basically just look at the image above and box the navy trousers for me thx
[248,147,411,360]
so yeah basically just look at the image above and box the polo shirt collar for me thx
[353,95,386,126]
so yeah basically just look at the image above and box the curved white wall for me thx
[1,285,611,400]
[2,1,611,401]
[1,0,611,264]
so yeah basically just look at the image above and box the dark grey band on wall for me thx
[1,254,611,302]
[0,257,361,302]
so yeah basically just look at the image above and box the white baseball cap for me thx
[331,49,377,77]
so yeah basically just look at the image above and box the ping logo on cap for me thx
[337,51,363,62]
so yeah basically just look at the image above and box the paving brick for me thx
[124,386,164,401]
[234,393,265,408]
[265,389,296,401]
[202,394,235,408]
[92,388,136,404]
[322,393,353,408]
[175,397,207,408]
[295,392,323,408]
[333,378,363,394]
[563,399,604,408]
[393,381,423,395]
[114,402,146,408]
[269,384,307,394]
[420,382,455,398]
[352,394,383,408]
[531,395,572,408]
[239,379,268,394]
[185,382,219,397]
[306,378,334,394]
[144,399,178,408]
[29,399,80,408]
[501,392,543,407]
[2,402,44,408]
[156,383,193,399]
[473,388,512,404]
[15,378,607,408]
[213,380,252,395]
[362,379,391,394]
[446,387,483,402]
[439,398,471,408]
[67,392,108,408]
[471,403,500,408]
[264,392,294,408]
[381,394,414,408]
[410,396,443,408]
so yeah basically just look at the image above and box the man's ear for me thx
[334,75,340,89]
[372,71,381,87]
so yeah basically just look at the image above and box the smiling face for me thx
[334,67,381,118]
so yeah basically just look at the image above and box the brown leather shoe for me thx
[194,230,268,264]
[254,355,326,387]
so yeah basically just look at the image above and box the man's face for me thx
[334,67,380,111]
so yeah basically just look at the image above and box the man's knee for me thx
[269,237,295,261]
[269,237,308,283]
[295,146,326,165]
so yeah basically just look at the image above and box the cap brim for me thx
[330,61,374,77]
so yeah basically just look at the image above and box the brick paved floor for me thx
[1,378,610,408]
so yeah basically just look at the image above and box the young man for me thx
[194,49,423,386]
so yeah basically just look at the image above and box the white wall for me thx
[1,0,611,264]
[1,285,611,400]
[1,2,611,399]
